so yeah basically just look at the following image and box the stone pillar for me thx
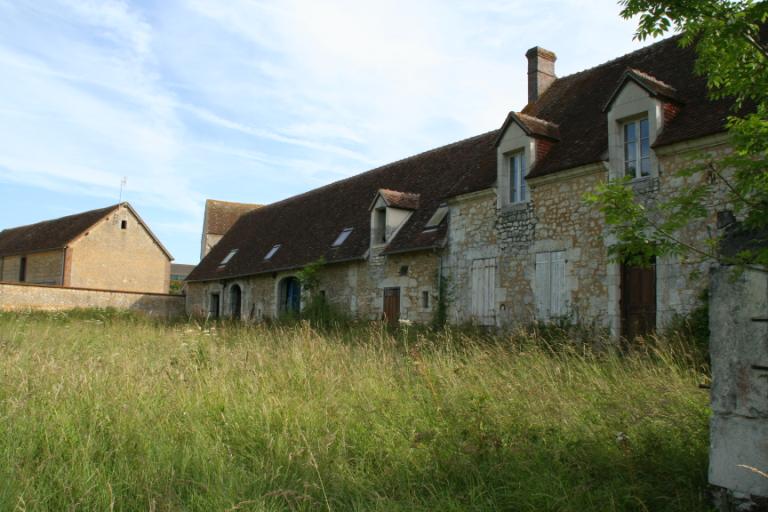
[709,266,768,510]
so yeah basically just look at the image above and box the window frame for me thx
[508,151,527,204]
[622,116,651,179]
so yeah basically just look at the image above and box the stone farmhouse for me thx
[0,203,173,294]
[186,35,733,337]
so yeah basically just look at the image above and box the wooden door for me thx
[383,287,400,325]
[621,262,656,339]
[471,258,496,326]
[230,285,242,319]
[210,293,220,319]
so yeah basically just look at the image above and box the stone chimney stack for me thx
[526,46,557,103]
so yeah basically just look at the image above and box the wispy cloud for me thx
[0,0,655,262]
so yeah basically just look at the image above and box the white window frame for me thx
[509,151,527,204]
[622,117,651,179]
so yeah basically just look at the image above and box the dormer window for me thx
[509,151,527,203]
[370,189,417,247]
[623,117,650,178]
[373,208,387,243]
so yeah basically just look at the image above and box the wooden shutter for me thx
[471,258,496,325]
[535,252,550,319]
[550,251,566,317]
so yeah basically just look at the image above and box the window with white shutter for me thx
[470,258,496,325]
[535,251,567,320]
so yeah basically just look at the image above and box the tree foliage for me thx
[586,0,768,267]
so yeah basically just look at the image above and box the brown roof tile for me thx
[204,199,262,236]
[377,189,421,210]
[187,131,498,282]
[0,204,118,257]
[524,35,733,178]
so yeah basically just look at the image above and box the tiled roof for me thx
[188,34,734,282]
[186,131,498,281]
[204,199,262,236]
[496,112,560,145]
[170,263,196,277]
[377,189,421,210]
[524,34,733,178]
[0,204,118,257]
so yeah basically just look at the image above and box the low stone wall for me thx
[0,281,185,319]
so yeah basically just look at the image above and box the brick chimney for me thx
[526,46,556,103]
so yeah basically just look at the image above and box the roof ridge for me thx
[560,33,682,82]
[0,203,119,234]
[239,129,499,220]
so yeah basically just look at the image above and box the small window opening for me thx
[319,290,326,300]
[264,244,281,260]
[219,249,238,267]
[19,256,27,282]
[332,228,353,247]
[399,265,409,276]
[509,151,527,203]
[374,208,387,243]
[422,291,430,309]
[121,220,128,230]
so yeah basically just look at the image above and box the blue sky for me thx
[0,0,660,264]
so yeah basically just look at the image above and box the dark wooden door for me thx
[230,285,242,319]
[621,262,656,339]
[383,287,400,325]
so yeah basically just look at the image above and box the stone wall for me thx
[528,165,609,325]
[0,281,185,318]
[709,266,768,509]
[445,189,499,324]
[68,204,171,293]
[0,250,64,285]
[187,250,441,324]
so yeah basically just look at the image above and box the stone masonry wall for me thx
[0,281,185,318]
[0,250,64,285]
[68,204,171,293]
[529,167,609,326]
[445,190,499,324]
[187,250,441,324]
[709,266,768,506]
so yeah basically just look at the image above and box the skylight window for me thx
[219,249,238,267]
[264,244,281,260]
[332,228,353,247]
[424,206,449,229]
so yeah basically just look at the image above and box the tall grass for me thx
[0,310,711,511]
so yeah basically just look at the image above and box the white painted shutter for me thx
[471,258,496,325]
[485,259,496,325]
[535,252,551,320]
[550,251,566,317]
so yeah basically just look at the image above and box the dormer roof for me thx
[495,112,560,147]
[602,67,682,112]
[373,189,421,210]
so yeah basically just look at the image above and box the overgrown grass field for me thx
[0,311,711,511]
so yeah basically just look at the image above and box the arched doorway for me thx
[278,277,301,315]
[229,284,242,319]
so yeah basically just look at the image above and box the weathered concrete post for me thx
[709,266,768,510]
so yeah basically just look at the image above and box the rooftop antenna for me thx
[118,176,127,203]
